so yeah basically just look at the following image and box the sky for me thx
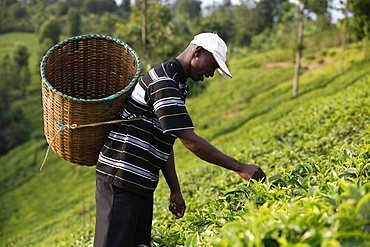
[114,0,345,23]
[114,0,241,8]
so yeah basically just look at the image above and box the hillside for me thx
[0,32,369,246]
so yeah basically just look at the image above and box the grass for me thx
[0,32,369,246]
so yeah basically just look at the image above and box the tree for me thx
[39,38,54,62]
[292,0,330,97]
[28,0,52,33]
[254,0,287,34]
[174,0,201,20]
[13,43,29,68]
[198,0,234,41]
[2,106,31,152]
[67,7,81,36]
[0,51,31,154]
[13,44,31,97]
[338,0,348,73]
[99,12,120,35]
[8,1,27,19]
[83,0,117,14]
[307,0,331,19]
[142,0,147,55]
[39,16,61,45]
[115,0,184,68]
[117,0,131,21]
[0,0,31,32]
[292,1,305,97]
[231,4,255,46]
[172,0,201,37]
[348,0,370,60]
[0,54,12,104]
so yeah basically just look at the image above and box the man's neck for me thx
[176,44,196,79]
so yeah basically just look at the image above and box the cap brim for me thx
[213,55,232,79]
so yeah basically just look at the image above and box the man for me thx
[94,32,266,247]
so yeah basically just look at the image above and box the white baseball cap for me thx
[190,33,232,79]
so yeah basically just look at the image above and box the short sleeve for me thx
[148,77,194,134]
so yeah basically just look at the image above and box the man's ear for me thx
[194,46,203,58]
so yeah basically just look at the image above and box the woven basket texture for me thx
[40,34,141,166]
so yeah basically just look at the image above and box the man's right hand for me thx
[237,164,266,181]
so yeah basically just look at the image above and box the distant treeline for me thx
[1,1,368,65]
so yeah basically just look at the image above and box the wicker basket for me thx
[40,34,141,166]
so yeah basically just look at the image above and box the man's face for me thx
[189,47,219,82]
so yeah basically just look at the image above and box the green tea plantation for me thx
[0,33,369,247]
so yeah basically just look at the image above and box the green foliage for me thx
[250,27,287,51]
[117,0,132,20]
[115,1,187,69]
[253,0,285,33]
[149,42,370,246]
[83,0,117,15]
[306,0,328,16]
[348,0,370,39]
[186,79,209,98]
[211,177,370,246]
[1,0,351,59]
[0,40,33,154]
[0,106,31,153]
[1,30,370,247]
[0,38,32,154]
[99,12,121,35]
[67,7,81,36]
[175,0,202,19]
[0,1,33,33]
[199,13,234,44]
[13,43,30,68]
[38,16,61,45]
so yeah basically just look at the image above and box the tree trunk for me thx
[293,2,304,97]
[141,0,147,55]
[339,5,348,73]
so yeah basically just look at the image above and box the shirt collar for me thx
[168,57,187,83]
[168,58,189,101]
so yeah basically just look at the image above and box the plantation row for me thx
[148,64,370,246]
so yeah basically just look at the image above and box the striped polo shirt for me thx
[96,58,194,197]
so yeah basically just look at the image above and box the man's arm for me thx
[175,129,266,181]
[161,149,186,218]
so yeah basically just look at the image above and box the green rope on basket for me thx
[40,34,142,104]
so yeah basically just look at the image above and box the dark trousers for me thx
[94,178,153,247]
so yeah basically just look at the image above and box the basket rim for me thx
[40,34,141,103]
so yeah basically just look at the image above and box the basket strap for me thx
[68,118,145,129]
[39,118,145,171]
[40,124,66,171]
